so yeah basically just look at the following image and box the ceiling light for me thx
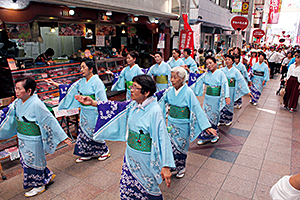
[121,22,125,25]
[122,29,126,34]
[134,17,139,22]
[69,9,75,16]
[106,11,112,16]
[87,19,92,22]
[50,27,56,33]
[154,19,159,24]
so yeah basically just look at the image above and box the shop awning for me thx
[37,0,179,20]
[201,21,234,31]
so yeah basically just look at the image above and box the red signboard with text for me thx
[231,16,249,30]
[268,0,282,24]
[179,30,194,57]
[253,29,265,38]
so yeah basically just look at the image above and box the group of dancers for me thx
[0,48,270,199]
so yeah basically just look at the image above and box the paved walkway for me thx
[0,76,299,200]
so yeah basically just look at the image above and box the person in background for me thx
[190,55,230,145]
[181,48,199,73]
[110,51,143,100]
[75,74,175,200]
[198,48,206,73]
[35,48,55,64]
[147,51,171,91]
[167,48,185,69]
[267,46,285,78]
[0,77,71,197]
[276,51,293,95]
[194,49,200,66]
[283,53,300,112]
[247,49,258,72]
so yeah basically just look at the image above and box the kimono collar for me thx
[133,96,155,110]
[174,84,185,96]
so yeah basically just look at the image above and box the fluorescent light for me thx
[106,11,112,16]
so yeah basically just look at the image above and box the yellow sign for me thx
[242,2,249,14]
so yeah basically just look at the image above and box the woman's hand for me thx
[205,128,217,136]
[74,95,97,107]
[44,79,59,88]
[161,167,172,188]
[225,97,231,105]
[105,70,114,75]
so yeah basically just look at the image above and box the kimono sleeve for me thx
[93,79,108,101]
[241,63,251,82]
[263,64,270,82]
[111,68,126,92]
[0,101,17,140]
[221,71,230,98]
[149,108,175,184]
[58,79,81,110]
[35,101,68,154]
[190,72,206,96]
[234,71,250,101]
[93,100,132,141]
[155,88,169,118]
[189,59,199,73]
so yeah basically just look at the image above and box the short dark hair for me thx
[225,54,235,62]
[172,48,181,55]
[81,59,97,74]
[45,48,55,56]
[259,52,267,60]
[127,51,139,62]
[234,54,241,61]
[198,48,204,54]
[154,51,162,57]
[15,76,36,95]
[205,55,217,63]
[132,75,156,97]
[184,48,191,55]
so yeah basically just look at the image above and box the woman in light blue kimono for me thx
[0,77,71,197]
[190,56,230,145]
[249,52,270,106]
[219,55,251,126]
[158,67,216,178]
[55,60,109,163]
[75,75,175,200]
[181,48,199,73]
[167,48,185,68]
[147,51,171,91]
[110,51,143,100]
[233,54,252,109]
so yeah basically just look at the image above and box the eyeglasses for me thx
[129,86,142,91]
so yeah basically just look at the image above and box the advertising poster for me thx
[268,0,283,24]
[58,23,86,36]
[96,36,105,46]
[6,23,31,39]
[231,0,243,12]
[96,25,116,36]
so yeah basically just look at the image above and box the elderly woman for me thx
[75,74,175,199]
[284,53,300,112]
[157,66,216,178]
[190,56,230,145]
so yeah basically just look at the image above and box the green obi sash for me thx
[155,75,168,84]
[227,78,236,87]
[16,118,41,136]
[79,94,95,106]
[127,129,152,152]
[125,81,133,90]
[169,105,190,119]
[206,86,221,96]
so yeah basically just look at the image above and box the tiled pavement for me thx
[0,76,299,200]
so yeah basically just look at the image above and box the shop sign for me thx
[6,23,31,39]
[179,30,194,56]
[96,25,116,36]
[253,29,265,38]
[268,0,282,24]
[231,0,243,13]
[231,16,249,31]
[241,2,249,15]
[59,23,86,36]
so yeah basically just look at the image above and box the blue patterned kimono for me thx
[92,97,175,199]
[219,67,250,124]
[233,62,251,107]
[190,69,229,141]
[58,75,109,157]
[158,85,211,172]
[167,57,185,68]
[111,64,143,100]
[0,95,68,189]
[147,62,171,91]
[250,62,270,103]
[182,56,198,73]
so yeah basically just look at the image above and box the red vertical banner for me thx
[180,14,194,58]
[268,0,282,24]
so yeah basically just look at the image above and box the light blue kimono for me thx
[158,85,211,171]
[190,69,229,140]
[147,62,171,91]
[58,75,108,156]
[250,61,270,103]
[182,56,199,73]
[111,64,143,100]
[167,58,185,69]
[0,95,68,170]
[93,97,175,196]
[219,67,250,124]
[234,62,251,82]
